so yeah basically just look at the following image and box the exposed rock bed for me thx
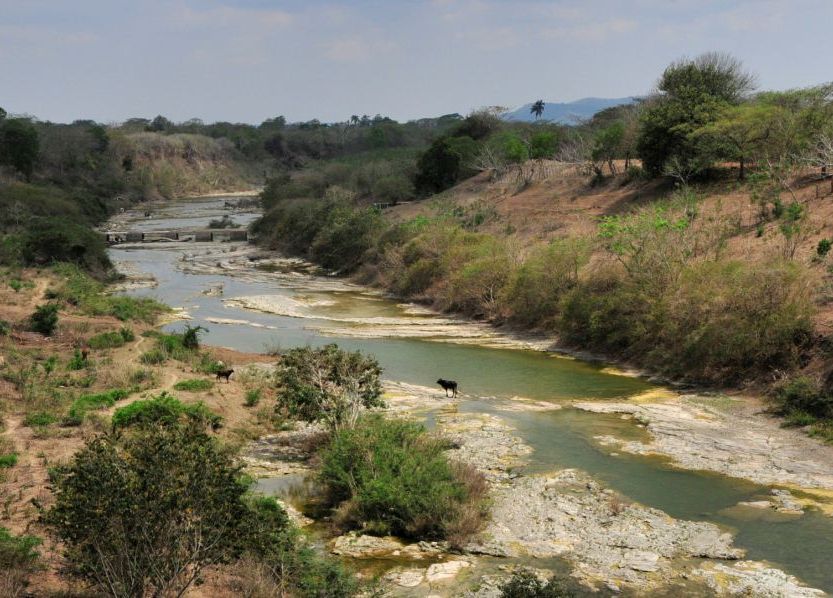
[574,396,833,491]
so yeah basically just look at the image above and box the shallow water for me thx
[111,196,833,593]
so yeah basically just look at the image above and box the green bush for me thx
[24,412,58,427]
[276,344,383,430]
[173,378,214,392]
[20,219,112,276]
[818,239,832,257]
[29,303,59,336]
[0,453,18,468]
[139,348,167,365]
[319,415,487,541]
[65,389,129,426]
[112,393,222,430]
[44,416,261,597]
[775,377,833,420]
[67,349,88,371]
[499,570,574,598]
[0,319,10,336]
[88,327,134,350]
[244,389,261,407]
[47,264,167,323]
[0,526,41,592]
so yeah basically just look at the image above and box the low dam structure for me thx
[103,228,249,245]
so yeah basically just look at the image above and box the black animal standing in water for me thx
[436,378,458,397]
[216,368,234,383]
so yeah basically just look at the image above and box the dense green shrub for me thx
[0,526,41,595]
[0,453,18,468]
[88,327,135,350]
[775,377,833,420]
[139,347,167,365]
[29,303,59,336]
[111,393,222,430]
[173,378,213,392]
[499,569,574,598]
[275,344,383,430]
[0,319,10,336]
[65,389,129,426]
[24,412,59,427]
[244,389,261,407]
[20,219,112,276]
[44,417,257,596]
[319,415,487,542]
[67,349,88,371]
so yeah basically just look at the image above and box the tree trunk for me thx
[738,156,745,181]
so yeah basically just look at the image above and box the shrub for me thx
[0,320,10,336]
[65,389,129,426]
[173,378,214,392]
[24,412,58,427]
[244,389,262,407]
[111,393,222,430]
[20,219,112,276]
[44,418,259,597]
[29,303,59,336]
[208,215,239,229]
[139,348,166,365]
[276,344,383,430]
[318,415,487,541]
[775,377,833,420]
[818,239,832,257]
[181,324,205,350]
[0,527,41,597]
[67,349,88,371]
[88,327,134,350]
[499,570,574,598]
[0,453,18,468]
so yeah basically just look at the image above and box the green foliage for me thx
[414,135,478,194]
[0,319,10,336]
[0,118,39,180]
[65,389,129,426]
[818,239,832,257]
[67,349,88,371]
[87,327,134,350]
[528,131,560,159]
[0,453,18,468]
[29,303,59,336]
[503,239,591,327]
[244,389,262,407]
[20,219,112,275]
[775,377,833,420]
[637,53,755,176]
[319,415,486,541]
[0,526,41,575]
[47,264,167,322]
[241,496,358,597]
[44,418,252,597]
[139,347,167,365]
[173,378,214,392]
[499,570,574,598]
[181,324,206,350]
[24,412,59,427]
[275,344,383,430]
[111,393,222,430]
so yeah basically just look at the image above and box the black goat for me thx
[216,368,234,383]
[436,378,458,397]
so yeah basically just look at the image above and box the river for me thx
[109,195,833,595]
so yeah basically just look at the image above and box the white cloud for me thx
[542,18,637,42]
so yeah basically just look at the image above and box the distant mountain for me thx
[502,97,636,124]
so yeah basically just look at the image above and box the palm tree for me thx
[530,100,546,120]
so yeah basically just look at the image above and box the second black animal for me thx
[436,378,458,397]
[216,368,234,383]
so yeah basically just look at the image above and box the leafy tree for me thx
[147,115,173,132]
[29,303,59,336]
[592,122,625,175]
[414,136,478,193]
[637,52,756,176]
[529,131,560,159]
[692,103,780,179]
[44,418,263,597]
[0,118,39,180]
[275,344,383,430]
[500,569,574,597]
[530,100,546,120]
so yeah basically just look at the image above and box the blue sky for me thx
[2,0,831,124]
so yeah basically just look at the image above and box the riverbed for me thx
[109,195,833,596]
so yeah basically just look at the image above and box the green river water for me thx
[110,197,833,594]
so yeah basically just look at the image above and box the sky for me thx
[2,0,832,125]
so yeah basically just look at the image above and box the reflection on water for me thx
[111,197,833,593]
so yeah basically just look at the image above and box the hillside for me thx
[502,97,636,123]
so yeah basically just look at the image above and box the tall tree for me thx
[0,118,39,181]
[530,100,546,120]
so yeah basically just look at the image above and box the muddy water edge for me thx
[108,196,833,596]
